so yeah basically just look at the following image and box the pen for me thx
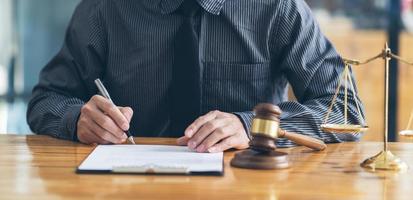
[94,79,136,144]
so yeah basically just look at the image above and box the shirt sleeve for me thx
[233,111,255,140]
[27,0,107,141]
[271,0,366,147]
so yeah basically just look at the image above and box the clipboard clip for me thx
[113,164,190,174]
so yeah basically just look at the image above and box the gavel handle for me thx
[278,129,327,151]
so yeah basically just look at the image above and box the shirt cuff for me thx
[61,104,83,141]
[233,111,255,140]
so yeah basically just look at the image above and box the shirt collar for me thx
[159,0,226,15]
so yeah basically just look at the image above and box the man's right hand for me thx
[77,95,134,144]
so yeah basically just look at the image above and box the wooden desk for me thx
[1,135,413,200]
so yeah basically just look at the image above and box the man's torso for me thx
[85,0,289,136]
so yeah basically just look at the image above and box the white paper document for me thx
[77,145,224,175]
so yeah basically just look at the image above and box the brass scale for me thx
[322,43,413,171]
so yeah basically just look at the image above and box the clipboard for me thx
[76,145,224,176]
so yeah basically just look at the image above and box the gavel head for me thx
[249,103,282,153]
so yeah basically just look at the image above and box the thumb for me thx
[177,136,190,146]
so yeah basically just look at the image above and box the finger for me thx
[207,136,237,153]
[196,125,235,152]
[119,107,134,122]
[86,132,110,145]
[185,110,219,138]
[176,136,190,146]
[188,118,230,151]
[78,125,110,145]
[87,117,126,144]
[84,104,126,139]
[93,95,130,131]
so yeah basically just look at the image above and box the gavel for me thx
[250,103,326,152]
[231,103,327,169]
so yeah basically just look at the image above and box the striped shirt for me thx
[27,0,365,147]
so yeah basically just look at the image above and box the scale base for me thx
[360,150,408,171]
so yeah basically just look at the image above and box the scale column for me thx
[384,43,390,152]
[360,43,407,171]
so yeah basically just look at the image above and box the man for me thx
[27,0,364,153]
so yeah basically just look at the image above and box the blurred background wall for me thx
[0,0,13,96]
[0,0,412,142]
[0,0,80,133]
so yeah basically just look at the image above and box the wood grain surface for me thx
[1,135,413,200]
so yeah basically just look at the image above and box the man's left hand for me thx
[176,110,250,153]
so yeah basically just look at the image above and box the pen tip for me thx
[128,136,136,145]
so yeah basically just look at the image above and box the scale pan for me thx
[399,130,413,137]
[321,124,369,134]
